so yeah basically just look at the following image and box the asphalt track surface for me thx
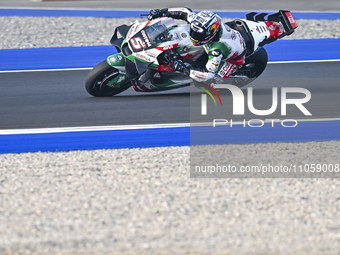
[1,0,340,11]
[0,62,339,130]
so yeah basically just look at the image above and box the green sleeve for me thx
[204,41,232,60]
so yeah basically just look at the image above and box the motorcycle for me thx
[85,10,298,97]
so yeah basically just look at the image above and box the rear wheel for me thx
[85,60,132,97]
[243,47,268,78]
[229,47,268,87]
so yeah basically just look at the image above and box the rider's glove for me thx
[173,60,191,76]
[148,9,165,20]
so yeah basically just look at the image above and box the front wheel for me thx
[85,60,132,97]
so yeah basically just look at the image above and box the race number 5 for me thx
[130,37,146,50]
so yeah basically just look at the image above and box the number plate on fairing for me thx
[129,30,153,52]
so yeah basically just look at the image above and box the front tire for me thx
[85,60,131,97]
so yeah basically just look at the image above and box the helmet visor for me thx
[190,30,217,46]
[190,30,209,45]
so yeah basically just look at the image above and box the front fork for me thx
[105,53,129,88]
[106,53,191,92]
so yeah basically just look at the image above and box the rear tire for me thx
[244,47,268,78]
[85,60,131,97]
[229,47,268,87]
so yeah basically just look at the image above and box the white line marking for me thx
[1,7,340,13]
[0,123,191,135]
[0,7,152,11]
[192,118,340,127]
[0,59,339,74]
[269,59,340,64]
[0,67,92,73]
[1,118,340,135]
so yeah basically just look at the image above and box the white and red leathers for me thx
[163,8,246,84]
[162,7,283,84]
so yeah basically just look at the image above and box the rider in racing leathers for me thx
[148,7,283,85]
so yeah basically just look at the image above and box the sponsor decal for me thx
[224,24,231,32]
[231,30,236,40]
[136,53,152,62]
[181,33,187,38]
[153,72,161,78]
[182,46,189,53]
[147,52,158,58]
[110,57,117,63]
[127,23,139,40]
[117,76,125,83]
[285,12,297,28]
[130,37,146,50]
[192,71,208,79]
[117,55,123,61]
[236,32,243,45]
[145,50,158,58]
[222,64,236,79]
[286,12,297,28]
[218,62,235,79]
[141,30,152,47]
[157,44,179,51]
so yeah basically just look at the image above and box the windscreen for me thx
[144,18,177,44]
[128,18,176,52]
[144,22,168,44]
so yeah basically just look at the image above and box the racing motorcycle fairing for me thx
[245,10,298,47]
[107,17,206,90]
[225,10,298,57]
[107,53,125,71]
[110,24,132,53]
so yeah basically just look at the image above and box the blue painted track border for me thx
[191,121,340,146]
[0,46,115,71]
[0,127,190,154]
[1,121,340,153]
[0,9,340,20]
[0,39,339,71]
